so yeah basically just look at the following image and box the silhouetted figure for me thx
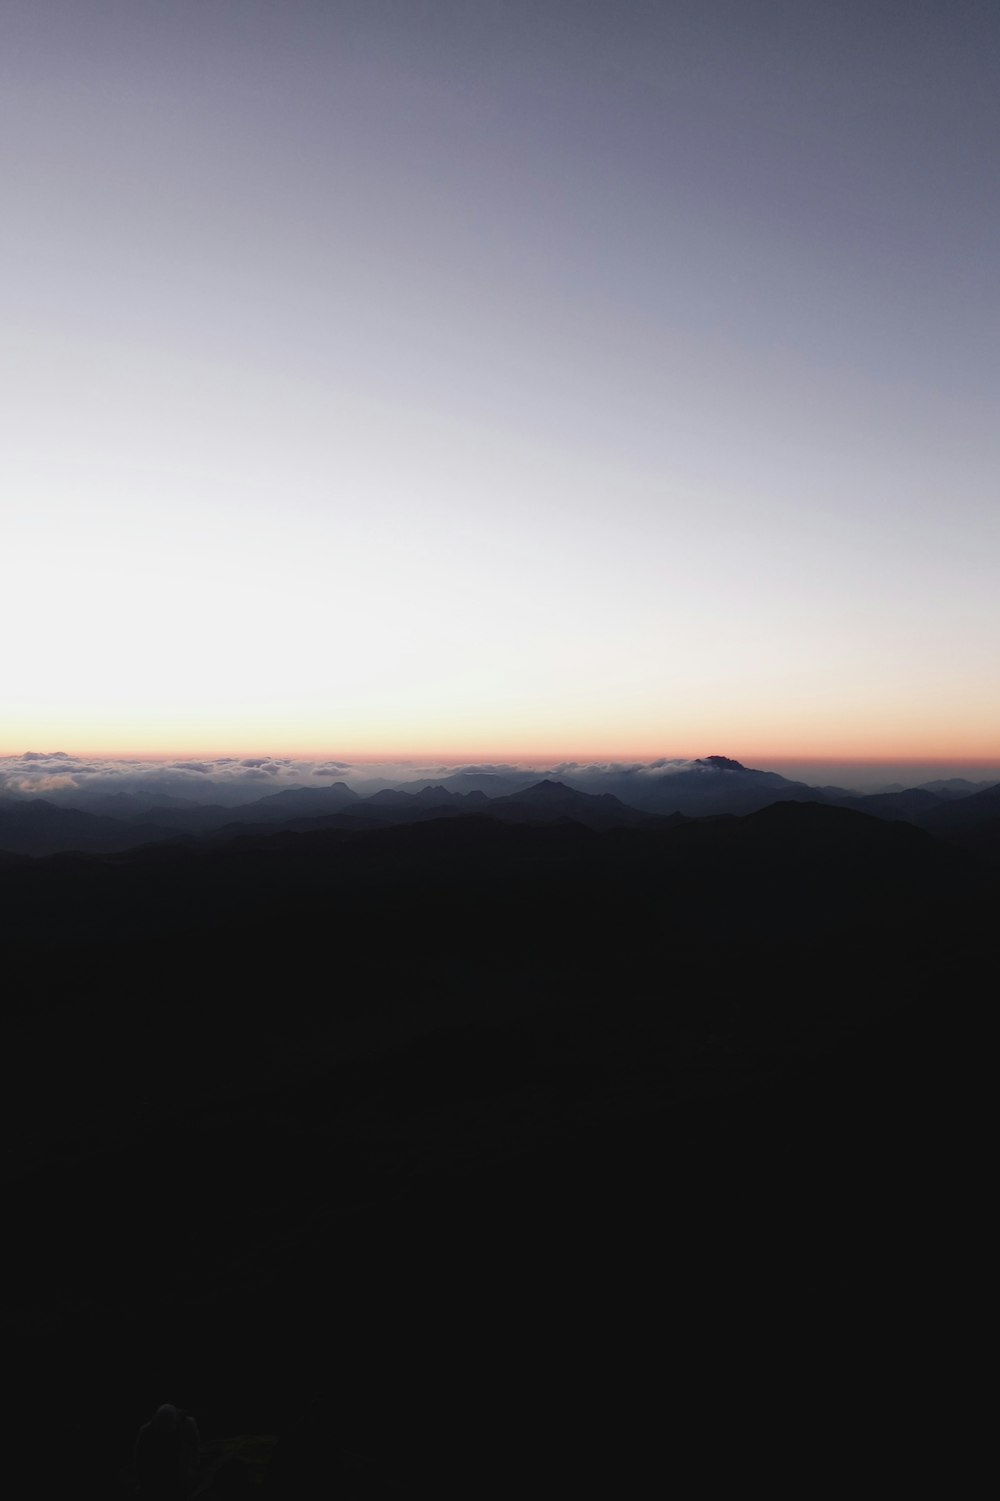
[134,1404,201,1498]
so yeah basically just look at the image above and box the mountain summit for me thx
[488,780,650,829]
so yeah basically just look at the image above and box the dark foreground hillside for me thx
[1,804,991,1493]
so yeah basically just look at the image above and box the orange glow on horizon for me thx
[2,731,998,770]
[3,690,998,770]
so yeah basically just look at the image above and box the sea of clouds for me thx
[0,751,716,809]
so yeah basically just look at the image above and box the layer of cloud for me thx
[0,752,359,807]
[552,759,699,779]
[0,751,736,809]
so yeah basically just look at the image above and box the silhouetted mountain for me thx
[234,781,358,820]
[918,777,995,795]
[98,782,362,839]
[417,784,480,804]
[8,759,995,856]
[0,795,979,955]
[9,762,987,856]
[58,789,200,819]
[314,786,492,826]
[488,779,654,829]
[404,769,541,797]
[911,782,1000,861]
[562,757,824,816]
[368,787,424,807]
[110,800,245,834]
[0,796,179,857]
[917,781,1000,833]
[366,784,482,811]
[810,777,1000,825]
[828,786,949,822]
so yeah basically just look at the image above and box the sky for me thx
[3,1,998,772]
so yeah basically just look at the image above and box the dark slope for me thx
[0,782,361,849]
[124,781,361,833]
[919,777,995,794]
[285,781,651,832]
[2,803,990,1491]
[104,799,245,834]
[72,790,201,819]
[3,795,969,952]
[231,780,359,819]
[402,768,541,797]
[0,795,180,857]
[915,782,1000,862]
[324,785,492,823]
[830,786,949,821]
[918,780,1000,832]
[486,778,654,828]
[0,779,657,853]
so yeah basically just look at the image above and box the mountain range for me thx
[2,756,999,857]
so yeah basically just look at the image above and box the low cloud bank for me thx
[0,750,737,810]
[0,752,358,807]
[3,752,997,821]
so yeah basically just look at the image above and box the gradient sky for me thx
[3,1,998,764]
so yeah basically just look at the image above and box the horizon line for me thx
[3,745,1000,769]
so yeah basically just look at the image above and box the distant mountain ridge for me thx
[232,782,358,820]
[3,759,1000,857]
[0,791,985,952]
[486,779,655,829]
[553,757,828,817]
[0,796,179,857]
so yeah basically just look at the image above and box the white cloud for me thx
[0,752,748,809]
